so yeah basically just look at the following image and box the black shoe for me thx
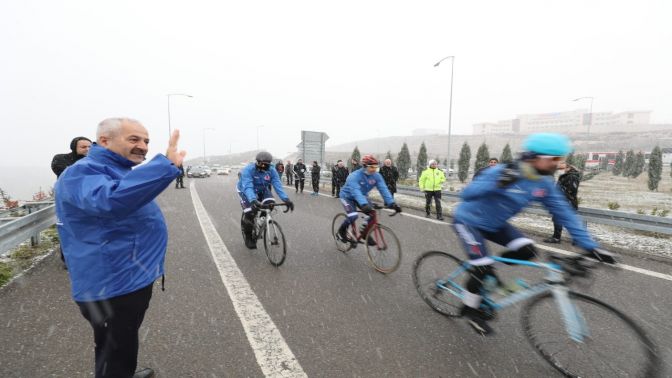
[544,237,561,244]
[437,216,444,221]
[336,227,348,243]
[425,213,431,218]
[133,368,155,378]
[245,237,257,249]
[366,235,377,246]
[460,306,494,335]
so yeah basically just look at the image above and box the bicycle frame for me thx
[436,256,590,342]
[349,211,388,248]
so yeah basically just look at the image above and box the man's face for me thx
[531,156,562,175]
[430,162,437,169]
[366,164,379,175]
[298,159,303,164]
[384,159,392,167]
[338,161,344,167]
[558,161,567,171]
[99,121,149,165]
[488,159,498,167]
[76,140,92,156]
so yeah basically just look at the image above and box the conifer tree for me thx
[623,149,635,177]
[350,146,361,170]
[385,150,393,160]
[500,143,513,163]
[474,142,490,172]
[396,143,411,179]
[416,142,428,179]
[612,150,624,175]
[631,151,645,178]
[457,142,471,183]
[648,146,662,191]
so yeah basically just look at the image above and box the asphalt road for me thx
[1,174,670,377]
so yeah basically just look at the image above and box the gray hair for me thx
[96,117,140,140]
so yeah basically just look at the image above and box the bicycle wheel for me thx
[365,224,401,274]
[263,220,287,266]
[412,251,466,317]
[522,291,659,377]
[331,213,354,253]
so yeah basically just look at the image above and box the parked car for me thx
[189,167,209,178]
[217,168,230,175]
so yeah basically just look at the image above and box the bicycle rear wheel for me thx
[412,251,466,317]
[522,291,659,377]
[331,213,354,253]
[263,220,286,266]
[365,224,401,274]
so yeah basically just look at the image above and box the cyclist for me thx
[237,151,294,249]
[336,154,402,246]
[453,133,616,335]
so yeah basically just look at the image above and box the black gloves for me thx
[388,203,402,213]
[497,166,520,188]
[360,204,373,214]
[284,199,294,212]
[250,200,261,211]
[583,248,617,265]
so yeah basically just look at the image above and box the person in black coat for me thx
[175,164,185,188]
[379,159,399,197]
[333,160,349,198]
[293,159,306,193]
[310,161,321,196]
[544,162,581,243]
[51,136,92,177]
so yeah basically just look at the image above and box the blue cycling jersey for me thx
[236,163,289,202]
[339,168,395,207]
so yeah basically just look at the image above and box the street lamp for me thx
[167,93,193,138]
[434,55,455,172]
[256,125,264,151]
[573,96,594,135]
[203,127,215,164]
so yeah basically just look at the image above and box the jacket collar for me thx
[88,143,137,168]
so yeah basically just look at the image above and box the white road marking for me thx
[190,182,307,378]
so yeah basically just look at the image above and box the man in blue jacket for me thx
[55,117,186,378]
[237,151,294,249]
[336,155,401,246]
[453,133,616,335]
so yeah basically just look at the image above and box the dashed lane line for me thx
[190,182,307,378]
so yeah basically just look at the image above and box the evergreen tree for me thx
[396,143,411,179]
[350,146,361,170]
[500,143,513,163]
[474,142,490,172]
[385,150,393,160]
[648,146,662,191]
[622,149,635,177]
[565,152,575,167]
[457,142,471,183]
[631,151,645,178]
[612,150,624,175]
[416,142,428,179]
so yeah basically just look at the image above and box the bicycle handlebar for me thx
[257,202,292,213]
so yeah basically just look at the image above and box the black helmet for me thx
[255,151,273,163]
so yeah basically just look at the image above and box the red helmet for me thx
[361,154,379,167]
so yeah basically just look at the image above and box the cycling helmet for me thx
[255,151,273,163]
[361,154,379,166]
[522,133,572,156]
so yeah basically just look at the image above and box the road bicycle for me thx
[412,251,660,377]
[331,204,402,274]
[241,202,291,266]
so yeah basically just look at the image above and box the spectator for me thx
[333,160,349,198]
[473,157,499,180]
[51,136,92,177]
[293,159,306,193]
[175,164,185,189]
[379,158,399,198]
[331,163,338,197]
[275,160,285,182]
[544,162,581,243]
[55,117,185,378]
[419,159,446,220]
[310,161,321,196]
[285,160,294,186]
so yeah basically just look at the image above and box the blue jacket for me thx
[339,168,395,207]
[454,163,597,250]
[55,144,180,302]
[236,163,289,202]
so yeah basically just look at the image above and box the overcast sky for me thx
[1,0,670,168]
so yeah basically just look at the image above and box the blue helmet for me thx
[522,133,572,156]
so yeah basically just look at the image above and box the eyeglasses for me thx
[538,155,563,162]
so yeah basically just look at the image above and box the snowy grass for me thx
[0,226,59,287]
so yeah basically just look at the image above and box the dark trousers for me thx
[286,173,293,185]
[295,178,305,192]
[331,179,337,195]
[312,175,320,193]
[77,284,153,378]
[334,182,343,197]
[175,176,184,188]
[425,191,442,216]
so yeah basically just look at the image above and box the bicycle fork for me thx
[551,284,589,343]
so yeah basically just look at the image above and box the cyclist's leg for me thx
[238,191,256,248]
[485,223,538,262]
[337,199,358,240]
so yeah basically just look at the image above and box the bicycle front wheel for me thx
[331,213,354,253]
[522,291,659,377]
[263,220,287,266]
[365,224,401,274]
[412,251,466,317]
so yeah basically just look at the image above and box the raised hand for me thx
[166,129,187,166]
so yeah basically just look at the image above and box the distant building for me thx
[473,109,657,135]
[297,131,329,166]
[412,128,446,136]
[662,148,672,165]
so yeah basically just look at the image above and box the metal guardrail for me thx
[320,178,672,235]
[0,203,56,256]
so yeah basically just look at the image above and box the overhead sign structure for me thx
[297,131,329,167]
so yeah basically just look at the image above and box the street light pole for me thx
[167,93,193,138]
[573,96,594,135]
[203,127,214,164]
[256,125,264,151]
[434,56,455,172]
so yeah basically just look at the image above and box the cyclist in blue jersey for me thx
[336,155,402,245]
[453,133,616,335]
[237,151,294,249]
